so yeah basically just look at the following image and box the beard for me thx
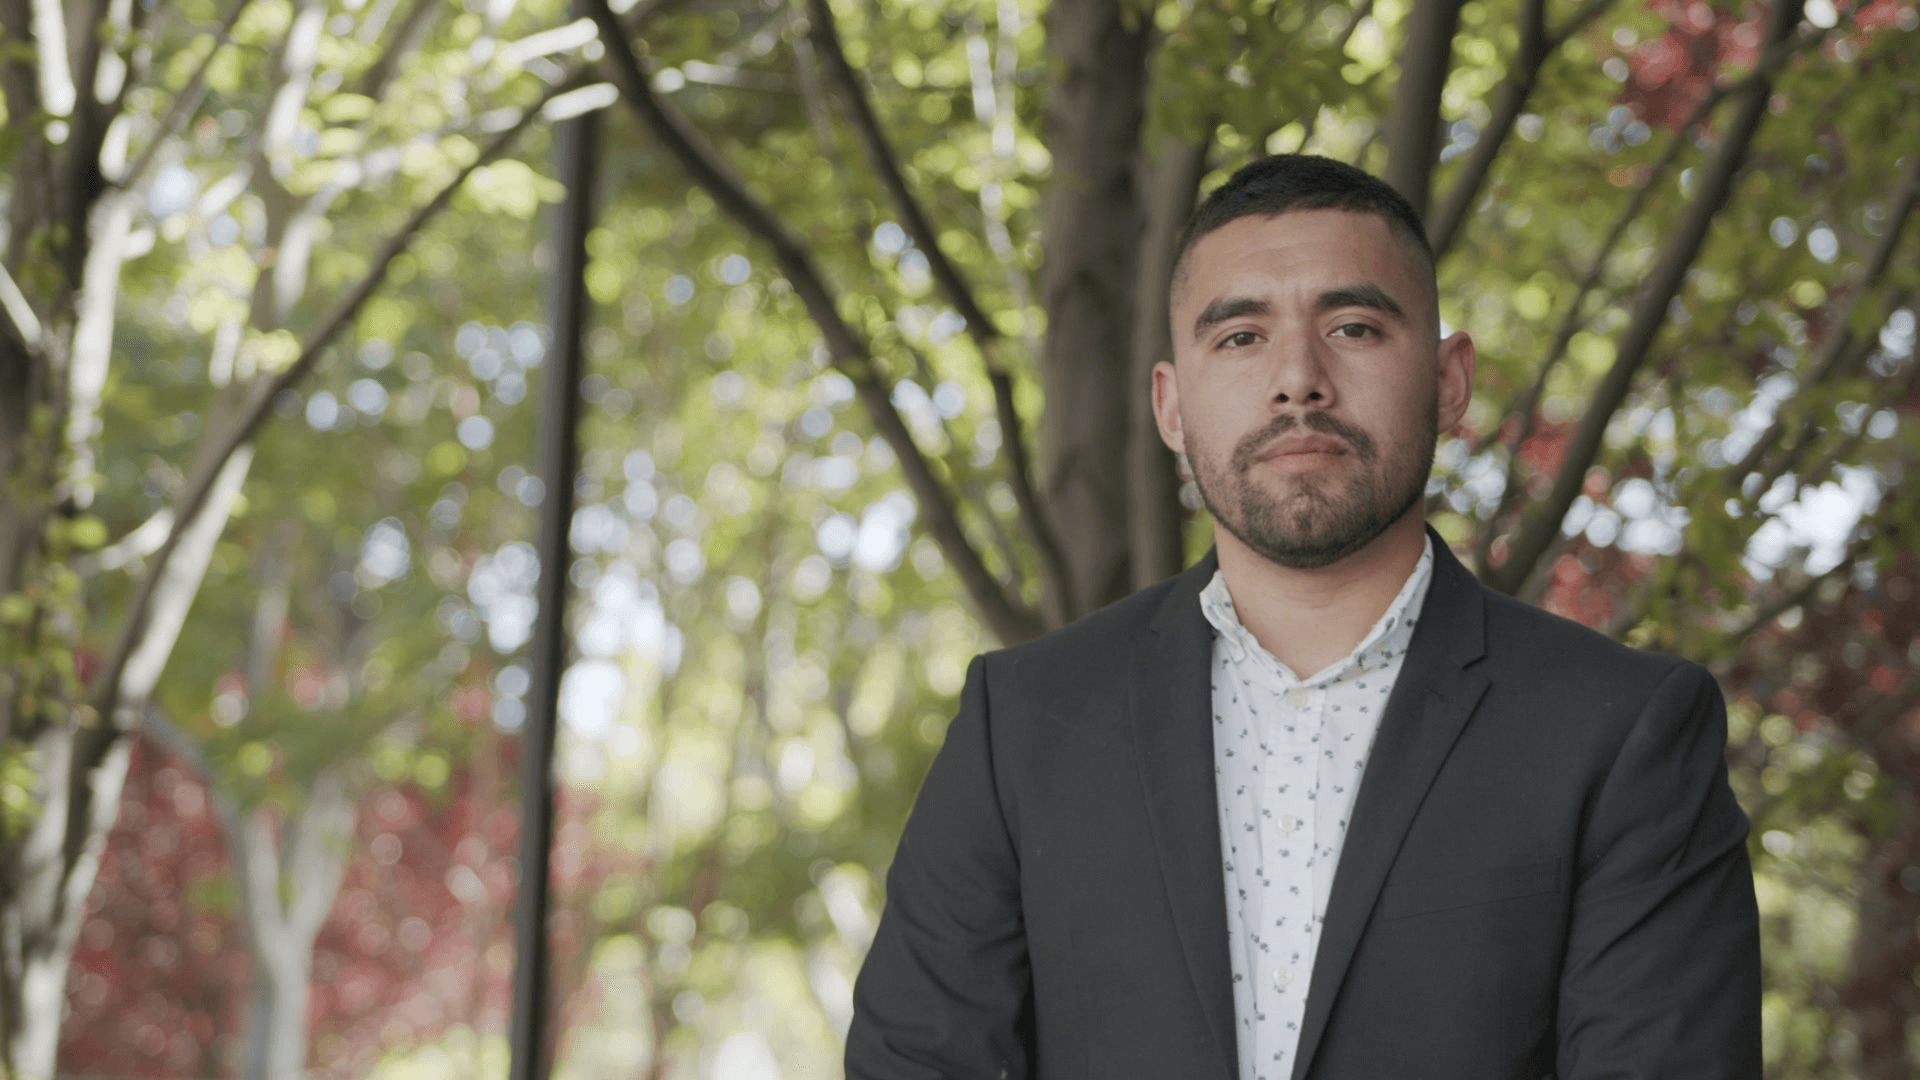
[1187,402,1437,570]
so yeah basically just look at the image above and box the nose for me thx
[1267,334,1334,408]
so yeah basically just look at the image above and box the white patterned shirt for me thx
[1200,537,1434,1080]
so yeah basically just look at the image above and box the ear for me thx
[1152,360,1186,454]
[1435,331,1476,433]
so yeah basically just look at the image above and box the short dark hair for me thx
[1171,154,1436,310]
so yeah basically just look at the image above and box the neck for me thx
[1214,512,1429,678]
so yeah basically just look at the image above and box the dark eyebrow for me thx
[1318,283,1406,320]
[1191,296,1270,341]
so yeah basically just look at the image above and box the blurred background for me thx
[2,0,1917,1076]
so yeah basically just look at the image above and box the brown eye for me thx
[1334,323,1379,338]
[1223,331,1261,348]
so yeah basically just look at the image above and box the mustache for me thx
[1230,411,1377,472]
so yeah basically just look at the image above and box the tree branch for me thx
[0,261,47,359]
[585,0,1042,642]
[60,192,136,510]
[1427,0,1617,259]
[1781,333,1920,493]
[1382,0,1466,217]
[1470,18,1837,579]
[136,708,261,958]
[1618,502,1870,648]
[1294,0,1375,152]
[804,0,993,337]
[966,7,1039,359]
[3,0,52,278]
[788,31,838,148]
[119,0,257,191]
[1728,154,1920,489]
[1589,304,1911,653]
[284,773,355,939]
[1742,332,1882,505]
[1485,0,1806,595]
[802,0,1068,625]
[1696,370,1919,676]
[965,5,1072,617]
[1471,92,1707,576]
[7,719,134,1079]
[620,0,687,30]
[66,79,567,918]
[987,366,1068,600]
[354,0,441,100]
[84,74,578,745]
[48,0,111,290]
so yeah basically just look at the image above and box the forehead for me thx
[1176,209,1427,312]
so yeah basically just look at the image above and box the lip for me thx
[1246,433,1349,475]
[1254,434,1350,461]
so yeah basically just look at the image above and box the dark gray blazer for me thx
[846,536,1760,1080]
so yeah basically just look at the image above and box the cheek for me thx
[1361,368,1439,423]
[1184,405,1251,458]
[1189,372,1266,422]
[1171,380,1218,430]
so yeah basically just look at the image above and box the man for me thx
[845,154,1760,1080]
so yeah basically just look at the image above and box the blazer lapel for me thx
[1289,537,1492,1080]
[1130,553,1237,1077]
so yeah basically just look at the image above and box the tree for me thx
[0,0,580,1073]
[55,729,611,1080]
[564,0,1920,1072]
[7,0,1920,1075]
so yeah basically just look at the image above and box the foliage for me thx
[59,739,245,1077]
[1,0,584,1072]
[558,0,1920,1072]
[2,0,1919,1076]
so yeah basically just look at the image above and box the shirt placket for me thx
[1218,633,1266,1070]
[1254,677,1321,1069]
[1312,664,1364,921]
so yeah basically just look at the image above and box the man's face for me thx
[1154,209,1475,570]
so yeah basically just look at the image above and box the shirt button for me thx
[1281,815,1298,833]
[1287,688,1311,707]
[1276,967,1293,988]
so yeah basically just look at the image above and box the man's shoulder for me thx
[1476,579,1698,687]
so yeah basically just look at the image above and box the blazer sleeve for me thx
[1556,661,1762,1079]
[845,655,1035,1079]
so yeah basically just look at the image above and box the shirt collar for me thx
[1198,534,1435,686]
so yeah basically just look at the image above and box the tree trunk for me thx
[1382,0,1465,217]
[0,0,49,280]
[1,726,131,1080]
[1126,132,1209,591]
[1,442,248,1077]
[0,330,39,608]
[141,590,356,1080]
[236,778,356,1080]
[1036,0,1152,620]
